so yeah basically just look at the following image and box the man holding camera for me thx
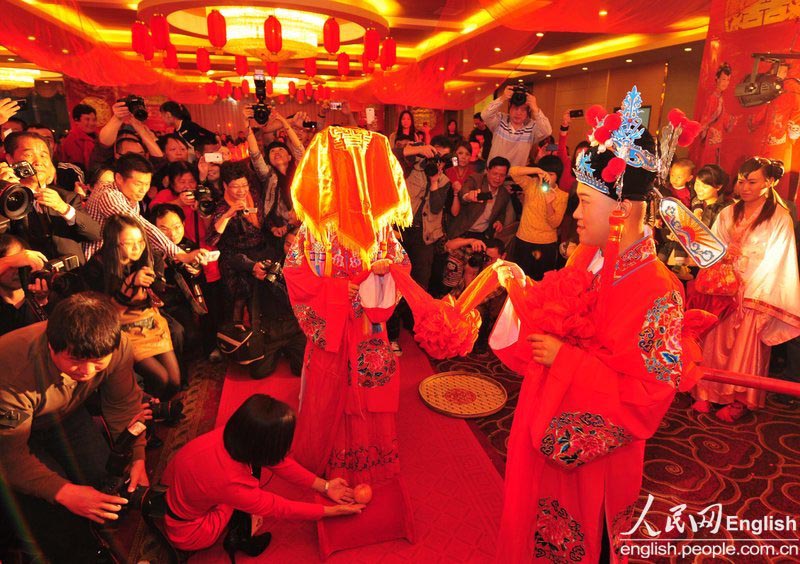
[1,131,102,264]
[481,85,552,168]
[447,156,514,243]
[91,99,165,170]
[0,293,148,562]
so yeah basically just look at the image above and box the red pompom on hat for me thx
[601,156,627,183]
[678,120,702,147]
[668,108,687,128]
[586,104,607,126]
[603,112,622,131]
[593,126,612,144]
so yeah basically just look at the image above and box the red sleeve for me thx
[227,480,325,520]
[268,456,317,489]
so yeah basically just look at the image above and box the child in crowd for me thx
[657,158,697,278]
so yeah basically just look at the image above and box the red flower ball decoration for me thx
[603,112,622,131]
[586,104,607,126]
[668,108,687,128]
[524,267,597,346]
[678,120,702,147]
[412,295,481,359]
[601,156,627,183]
[593,126,612,144]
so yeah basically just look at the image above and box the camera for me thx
[476,191,493,202]
[0,161,35,220]
[28,254,80,284]
[259,259,283,284]
[195,185,216,216]
[149,397,184,424]
[510,85,528,106]
[99,419,152,511]
[329,101,343,110]
[118,95,148,122]
[302,120,318,130]
[240,207,258,216]
[251,72,272,126]
[467,251,491,269]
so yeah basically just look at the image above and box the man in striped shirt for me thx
[481,85,552,168]
[83,153,209,266]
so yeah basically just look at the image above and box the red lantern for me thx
[232,87,242,101]
[241,78,250,96]
[142,30,155,61]
[131,20,147,54]
[304,58,317,77]
[380,37,396,70]
[264,15,282,55]
[297,90,306,104]
[363,28,380,61]
[323,86,332,100]
[266,80,274,97]
[164,44,179,69]
[316,84,325,100]
[337,52,350,77]
[288,81,297,97]
[221,80,232,99]
[323,18,340,54]
[266,61,279,78]
[207,10,227,49]
[278,95,286,105]
[150,14,170,50]
[361,52,374,74]
[204,82,218,97]
[305,82,314,98]
[196,48,211,73]
[235,55,248,76]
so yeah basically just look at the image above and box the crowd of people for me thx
[0,79,797,563]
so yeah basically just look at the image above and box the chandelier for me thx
[214,7,326,62]
[0,68,41,88]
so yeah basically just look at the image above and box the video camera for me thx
[510,84,529,106]
[194,185,216,216]
[0,161,36,221]
[117,95,149,122]
[251,71,271,126]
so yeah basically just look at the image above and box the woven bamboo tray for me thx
[418,371,507,418]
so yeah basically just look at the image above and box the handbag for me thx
[694,254,740,296]
[216,286,265,365]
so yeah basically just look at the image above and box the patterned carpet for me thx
[431,352,800,564]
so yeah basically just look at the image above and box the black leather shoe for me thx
[222,531,272,563]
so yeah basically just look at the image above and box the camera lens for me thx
[0,182,33,219]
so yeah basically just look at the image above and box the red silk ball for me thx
[601,157,627,183]
[603,113,622,131]
[678,120,702,147]
[593,126,611,144]
[586,104,607,126]
[668,108,687,128]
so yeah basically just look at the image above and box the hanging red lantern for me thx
[164,44,179,69]
[323,18,340,54]
[232,87,243,101]
[305,82,314,98]
[196,48,211,73]
[204,82,218,97]
[304,58,317,77]
[297,90,306,104]
[337,52,350,77]
[266,61,279,78]
[264,15,282,55]
[380,37,396,70]
[241,78,250,96]
[131,20,147,54]
[142,30,155,61]
[288,81,297,97]
[266,80,274,97]
[207,10,227,48]
[235,55,248,76]
[316,84,325,100]
[278,95,286,105]
[323,86,332,100]
[361,52,374,75]
[221,80,232,99]
[149,14,170,50]
[363,28,380,61]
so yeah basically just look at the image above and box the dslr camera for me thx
[118,95,149,122]
[251,72,271,126]
[258,259,283,284]
[28,254,80,286]
[194,185,216,216]
[411,143,448,177]
[99,419,152,511]
[510,84,528,106]
[467,251,491,270]
[0,161,36,221]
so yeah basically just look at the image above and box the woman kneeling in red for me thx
[162,394,363,561]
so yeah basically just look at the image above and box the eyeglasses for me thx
[119,239,146,250]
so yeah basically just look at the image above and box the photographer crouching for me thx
[0,293,149,562]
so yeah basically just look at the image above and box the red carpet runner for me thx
[191,331,504,562]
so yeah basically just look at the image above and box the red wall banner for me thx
[690,0,800,202]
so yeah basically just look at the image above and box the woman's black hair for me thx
[454,140,472,155]
[166,161,199,195]
[537,154,565,185]
[223,394,296,468]
[220,160,250,186]
[0,233,29,257]
[100,214,153,296]
[733,157,785,230]
[150,202,186,224]
[47,292,121,359]
[447,119,458,133]
[157,133,190,153]
[695,164,731,195]
[716,62,732,80]
[395,110,418,141]
[159,101,191,122]
[87,164,115,187]
[570,140,591,172]
[265,142,296,210]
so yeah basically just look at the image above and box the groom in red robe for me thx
[491,97,685,562]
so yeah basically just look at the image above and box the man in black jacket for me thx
[1,131,101,264]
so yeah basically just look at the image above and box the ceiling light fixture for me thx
[599,9,608,16]
[462,58,469,63]
[545,74,551,77]
[27,35,36,41]
[536,32,544,37]
[439,66,445,71]
[582,66,588,70]
[625,58,633,63]
[684,47,692,52]
[493,47,501,52]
